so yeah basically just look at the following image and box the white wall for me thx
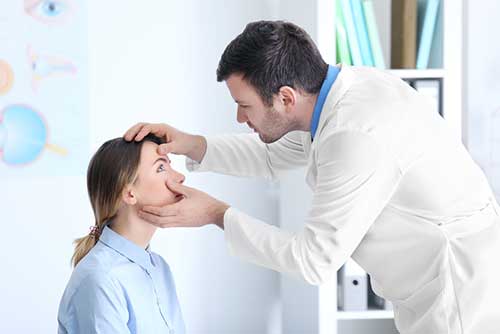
[1,1,284,333]
[465,0,500,200]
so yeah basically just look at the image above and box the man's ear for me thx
[277,86,297,110]
[121,186,137,206]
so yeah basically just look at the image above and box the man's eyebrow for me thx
[152,157,169,166]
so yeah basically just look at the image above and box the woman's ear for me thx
[121,186,137,206]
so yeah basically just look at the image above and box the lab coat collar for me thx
[312,63,356,143]
[98,225,155,273]
[310,65,341,139]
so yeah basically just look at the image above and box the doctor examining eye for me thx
[124,20,500,334]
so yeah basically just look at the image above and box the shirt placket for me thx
[145,260,176,334]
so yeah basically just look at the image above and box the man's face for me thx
[225,73,291,144]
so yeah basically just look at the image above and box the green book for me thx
[336,0,352,65]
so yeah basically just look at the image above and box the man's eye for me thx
[157,164,166,172]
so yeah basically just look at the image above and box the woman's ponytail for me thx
[71,233,98,267]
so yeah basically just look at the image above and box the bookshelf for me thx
[276,0,464,333]
[337,309,394,320]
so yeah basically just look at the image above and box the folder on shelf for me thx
[391,0,418,68]
[416,0,441,69]
[414,79,441,115]
[368,275,393,310]
[428,0,443,68]
[339,0,363,66]
[336,0,352,65]
[362,0,386,69]
[338,259,368,311]
[350,0,373,66]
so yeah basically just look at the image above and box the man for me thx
[125,21,500,334]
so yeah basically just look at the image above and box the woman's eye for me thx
[157,164,166,173]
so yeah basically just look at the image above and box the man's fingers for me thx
[142,203,180,217]
[166,179,194,196]
[124,123,146,141]
[157,143,173,155]
[135,124,153,141]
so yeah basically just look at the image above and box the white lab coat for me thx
[187,65,500,334]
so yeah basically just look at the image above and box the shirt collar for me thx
[98,225,155,273]
[310,64,341,140]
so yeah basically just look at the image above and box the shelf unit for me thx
[276,1,463,333]
[337,309,394,321]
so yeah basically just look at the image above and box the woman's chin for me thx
[141,196,179,208]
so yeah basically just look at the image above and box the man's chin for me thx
[258,133,281,144]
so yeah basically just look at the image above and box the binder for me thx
[336,0,352,65]
[362,0,386,68]
[338,259,368,311]
[391,0,418,68]
[368,276,393,310]
[414,79,441,115]
[340,0,363,66]
[350,0,374,66]
[416,0,441,69]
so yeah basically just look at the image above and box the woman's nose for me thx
[170,169,185,184]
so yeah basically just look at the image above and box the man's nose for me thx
[236,107,247,123]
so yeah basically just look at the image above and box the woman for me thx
[58,134,186,334]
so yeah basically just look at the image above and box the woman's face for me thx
[130,141,185,207]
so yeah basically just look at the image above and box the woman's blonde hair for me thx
[71,134,164,267]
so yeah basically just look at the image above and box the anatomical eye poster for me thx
[0,0,88,176]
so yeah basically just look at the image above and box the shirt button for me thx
[169,330,175,334]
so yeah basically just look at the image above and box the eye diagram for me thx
[0,60,14,95]
[0,104,67,166]
[24,0,72,24]
[28,46,77,90]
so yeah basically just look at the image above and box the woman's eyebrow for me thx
[152,157,169,166]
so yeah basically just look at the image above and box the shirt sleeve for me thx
[69,273,130,334]
[223,130,402,285]
[186,131,308,180]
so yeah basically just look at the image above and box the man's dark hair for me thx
[216,20,328,106]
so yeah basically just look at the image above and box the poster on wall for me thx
[0,0,88,176]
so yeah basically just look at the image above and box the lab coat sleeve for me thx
[70,273,131,334]
[224,130,402,285]
[186,131,308,180]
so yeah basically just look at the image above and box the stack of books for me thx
[336,0,442,69]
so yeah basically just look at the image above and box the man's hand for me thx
[123,122,207,163]
[138,179,230,230]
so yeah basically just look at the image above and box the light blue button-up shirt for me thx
[58,225,185,334]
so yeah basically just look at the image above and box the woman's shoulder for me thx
[65,243,126,294]
[59,254,123,314]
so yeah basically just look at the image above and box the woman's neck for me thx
[110,208,157,249]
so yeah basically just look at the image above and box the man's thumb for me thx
[157,143,173,155]
[166,179,191,196]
